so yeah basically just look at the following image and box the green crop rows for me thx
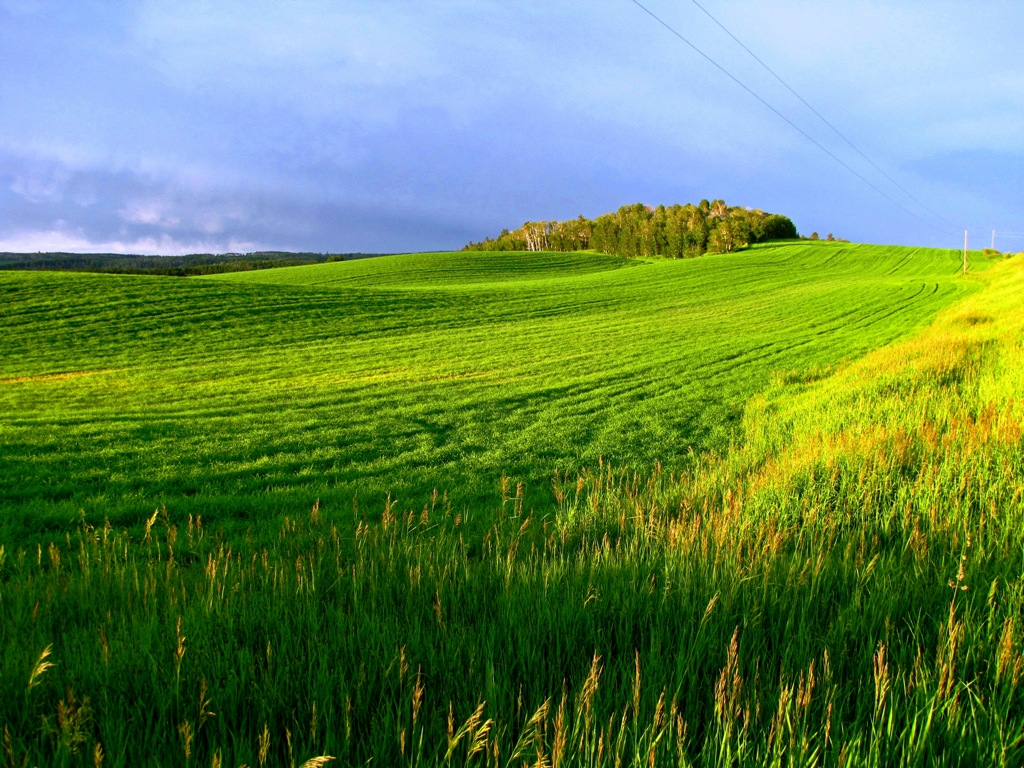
[0,243,981,537]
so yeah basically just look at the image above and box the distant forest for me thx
[464,201,799,258]
[0,251,384,276]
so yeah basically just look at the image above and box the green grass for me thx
[208,249,640,288]
[0,246,1022,766]
[0,243,986,539]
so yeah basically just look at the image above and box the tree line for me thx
[464,201,798,258]
[0,251,385,276]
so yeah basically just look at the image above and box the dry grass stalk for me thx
[872,644,890,716]
[297,758,335,768]
[412,667,425,725]
[257,722,270,768]
[576,653,602,724]
[143,508,159,542]
[715,628,744,734]
[26,645,54,692]
[179,720,193,761]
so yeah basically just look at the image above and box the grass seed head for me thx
[297,758,335,768]
[178,720,193,760]
[27,644,55,692]
[258,722,270,768]
[143,508,159,542]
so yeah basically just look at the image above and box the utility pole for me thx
[963,230,969,275]
[992,230,996,251]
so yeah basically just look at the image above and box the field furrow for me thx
[0,242,988,533]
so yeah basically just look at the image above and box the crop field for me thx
[0,243,984,537]
[3,243,1024,767]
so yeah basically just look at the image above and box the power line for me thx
[629,0,951,234]
[685,0,955,231]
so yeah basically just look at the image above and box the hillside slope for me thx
[0,243,990,533]
[0,251,1020,766]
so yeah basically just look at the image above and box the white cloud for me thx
[117,201,180,227]
[0,227,260,255]
[10,168,69,203]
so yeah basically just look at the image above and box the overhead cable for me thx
[685,0,955,230]
[629,0,951,234]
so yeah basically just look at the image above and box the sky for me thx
[2,0,1022,254]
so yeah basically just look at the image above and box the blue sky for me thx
[2,0,1022,254]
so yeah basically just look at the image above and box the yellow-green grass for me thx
[207,249,640,288]
[0,251,1021,766]
[0,243,986,539]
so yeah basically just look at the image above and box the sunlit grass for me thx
[0,243,984,536]
[1,245,1021,766]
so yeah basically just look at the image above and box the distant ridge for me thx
[0,250,390,276]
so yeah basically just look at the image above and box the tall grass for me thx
[2,255,1022,765]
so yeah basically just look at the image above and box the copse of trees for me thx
[464,201,798,258]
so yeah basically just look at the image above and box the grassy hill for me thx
[0,243,982,537]
[2,243,1023,766]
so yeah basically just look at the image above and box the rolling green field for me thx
[0,243,984,538]
[3,242,1023,767]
